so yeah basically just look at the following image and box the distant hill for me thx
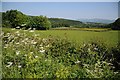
[77,18,115,24]
[48,18,84,28]
[109,18,120,30]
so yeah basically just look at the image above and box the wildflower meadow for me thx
[2,28,120,78]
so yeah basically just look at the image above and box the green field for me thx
[2,27,120,78]
[2,27,119,47]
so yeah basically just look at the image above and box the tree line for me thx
[2,10,51,30]
[2,10,120,30]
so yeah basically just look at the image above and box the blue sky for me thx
[2,2,118,20]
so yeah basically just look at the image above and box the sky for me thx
[2,2,119,20]
[1,0,120,2]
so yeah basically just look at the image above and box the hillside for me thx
[78,18,115,24]
[49,18,84,28]
[1,10,114,29]
[108,18,120,30]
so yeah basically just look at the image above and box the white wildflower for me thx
[6,33,10,36]
[16,51,20,55]
[88,48,91,52]
[21,40,25,43]
[18,65,22,68]
[108,63,113,65]
[40,44,43,47]
[30,52,33,54]
[4,44,8,48]
[33,42,37,45]
[45,59,47,61]
[25,42,27,45]
[17,33,20,36]
[46,45,50,48]
[1,32,4,36]
[16,42,20,45]
[35,56,38,58]
[114,72,118,74]
[28,27,32,30]
[39,50,45,53]
[11,28,15,30]
[21,24,26,26]
[4,46,8,48]
[16,26,20,29]
[40,47,44,49]
[25,38,28,41]
[83,64,89,67]
[29,30,34,32]
[6,65,11,68]
[42,38,47,42]
[83,44,86,46]
[24,54,27,57]
[7,33,10,35]
[75,61,81,64]
[15,31,19,34]
[33,28,36,30]
[6,62,13,67]
[112,66,115,69]
[94,47,98,50]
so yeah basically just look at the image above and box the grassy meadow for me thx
[3,27,119,47]
[2,27,120,78]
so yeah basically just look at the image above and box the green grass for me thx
[2,27,119,47]
[2,27,120,78]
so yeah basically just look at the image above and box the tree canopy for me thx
[2,10,51,30]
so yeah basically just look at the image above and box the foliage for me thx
[27,16,51,30]
[108,18,120,30]
[2,10,51,30]
[2,28,120,78]
[2,10,28,28]
[2,10,118,29]
[49,18,83,28]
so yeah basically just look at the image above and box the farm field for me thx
[2,27,119,47]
